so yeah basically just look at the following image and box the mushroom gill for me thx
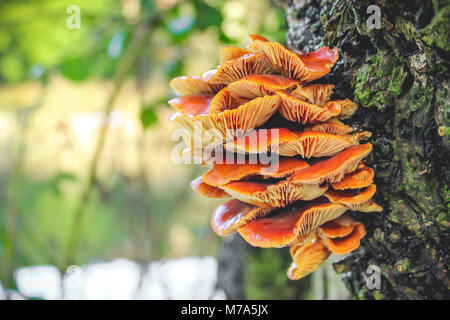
[276,91,342,124]
[172,94,281,147]
[201,157,309,187]
[170,76,225,95]
[237,199,350,248]
[227,74,299,99]
[219,180,328,207]
[290,84,335,106]
[331,163,374,190]
[168,34,382,281]
[226,128,369,158]
[206,53,275,84]
[249,37,339,81]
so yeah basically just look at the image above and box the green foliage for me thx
[353,51,408,110]
[245,248,311,300]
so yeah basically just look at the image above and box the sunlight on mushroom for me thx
[168,34,382,281]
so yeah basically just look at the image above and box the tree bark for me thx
[279,0,450,299]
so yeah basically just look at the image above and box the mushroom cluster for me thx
[168,35,382,280]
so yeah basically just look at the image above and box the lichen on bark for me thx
[279,0,450,299]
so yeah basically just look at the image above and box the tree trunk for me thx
[215,234,247,300]
[279,0,449,299]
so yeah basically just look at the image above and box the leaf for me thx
[60,57,91,81]
[193,0,222,30]
[140,106,158,129]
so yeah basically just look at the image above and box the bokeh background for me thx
[0,0,349,299]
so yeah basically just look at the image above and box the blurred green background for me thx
[0,0,289,296]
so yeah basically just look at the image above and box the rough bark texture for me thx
[280,0,449,299]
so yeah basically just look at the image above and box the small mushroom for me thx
[287,232,331,280]
[318,215,367,255]
[317,214,356,238]
[205,53,275,84]
[323,184,377,210]
[227,74,299,99]
[331,162,374,190]
[356,200,383,213]
[202,157,309,187]
[250,38,339,81]
[305,119,354,136]
[335,99,358,120]
[276,91,342,124]
[290,84,335,106]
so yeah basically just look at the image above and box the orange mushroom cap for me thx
[319,217,367,255]
[250,38,339,82]
[210,199,270,236]
[238,199,349,248]
[317,214,356,238]
[224,128,298,154]
[226,128,360,158]
[170,76,225,95]
[227,74,299,99]
[324,184,377,210]
[202,157,309,187]
[331,162,374,190]
[290,84,335,106]
[220,47,251,63]
[289,143,373,185]
[287,232,331,280]
[205,53,275,85]
[190,176,230,198]
[276,91,341,124]
[220,180,328,207]
[295,47,339,80]
[168,94,213,117]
